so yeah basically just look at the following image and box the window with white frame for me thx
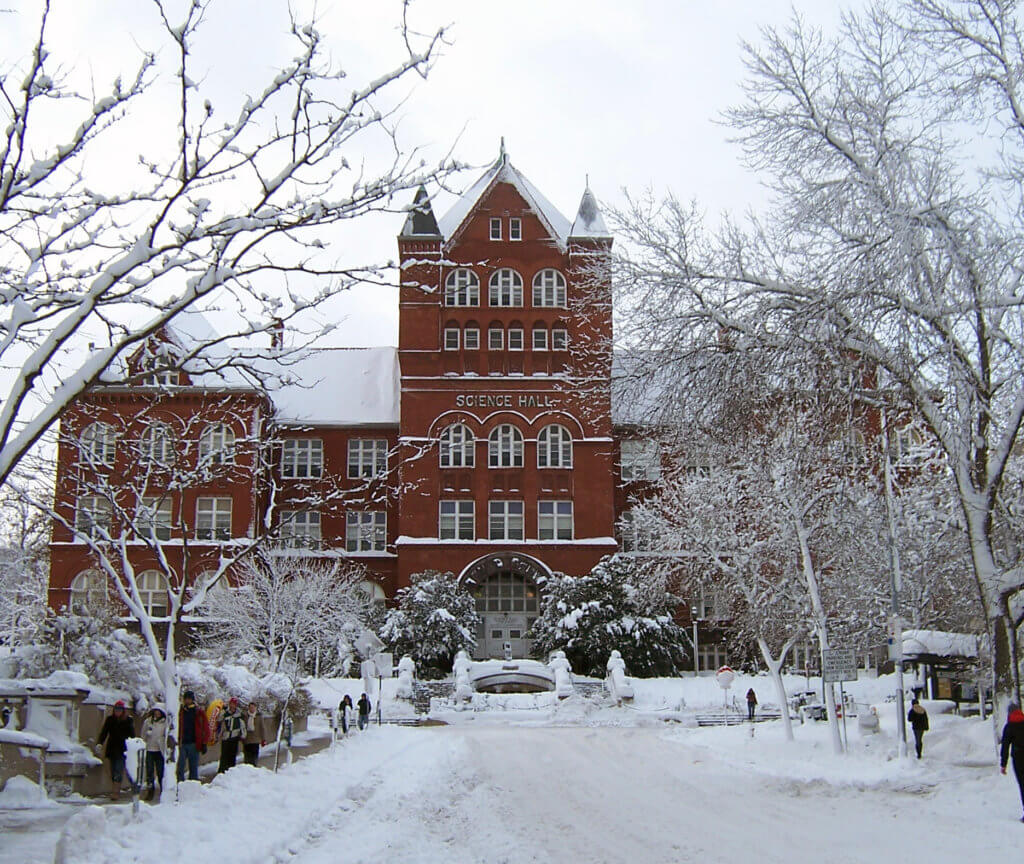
[444,269,480,306]
[75,495,111,538]
[137,569,170,617]
[618,509,657,552]
[199,423,235,465]
[348,439,387,479]
[488,328,504,351]
[620,439,661,481]
[141,369,179,387]
[443,328,460,351]
[532,328,548,351]
[508,328,524,351]
[488,500,524,540]
[509,217,522,241]
[698,643,729,671]
[537,424,572,468]
[440,424,475,468]
[138,422,174,466]
[439,500,474,540]
[356,580,387,606]
[489,217,502,240]
[282,439,323,479]
[69,570,107,613]
[196,496,232,541]
[345,511,387,552]
[538,500,573,540]
[551,328,568,351]
[464,327,480,350]
[488,424,523,467]
[80,422,116,467]
[136,496,172,541]
[532,269,566,307]
[695,593,724,620]
[279,510,322,547]
[489,269,523,306]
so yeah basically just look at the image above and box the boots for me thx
[110,785,120,801]
[143,786,154,802]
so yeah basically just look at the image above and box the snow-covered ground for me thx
[2,673,1019,863]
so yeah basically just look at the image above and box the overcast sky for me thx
[6,0,860,345]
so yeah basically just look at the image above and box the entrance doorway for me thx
[460,553,546,659]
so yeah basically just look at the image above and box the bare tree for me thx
[613,0,1024,712]
[0,0,457,486]
[0,475,50,650]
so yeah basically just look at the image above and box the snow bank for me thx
[0,775,58,809]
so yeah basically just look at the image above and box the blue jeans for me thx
[358,713,368,730]
[176,743,199,781]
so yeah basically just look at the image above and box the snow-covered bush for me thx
[176,659,313,720]
[379,570,479,679]
[529,555,688,677]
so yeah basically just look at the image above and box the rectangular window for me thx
[345,511,387,552]
[196,497,232,541]
[538,500,573,540]
[464,328,480,350]
[488,500,524,540]
[620,439,661,481]
[347,439,388,479]
[444,328,460,351]
[439,500,475,540]
[508,328,524,351]
[488,328,504,351]
[136,497,172,542]
[619,509,655,552]
[551,328,568,351]
[279,510,322,548]
[489,217,502,240]
[532,329,548,351]
[509,218,521,241]
[142,370,179,387]
[282,439,323,479]
[75,495,111,539]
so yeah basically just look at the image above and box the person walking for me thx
[746,688,758,722]
[97,700,135,800]
[176,690,208,782]
[1000,701,1024,821]
[242,701,266,767]
[338,694,353,736]
[357,693,372,731]
[907,698,929,758]
[217,696,246,772]
[140,704,170,801]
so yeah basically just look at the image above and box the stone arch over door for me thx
[459,552,550,660]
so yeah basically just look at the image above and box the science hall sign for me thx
[454,392,558,409]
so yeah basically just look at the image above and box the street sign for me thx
[886,616,903,661]
[822,647,858,683]
[354,629,384,659]
[715,665,736,689]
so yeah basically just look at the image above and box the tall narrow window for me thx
[440,424,475,468]
[464,327,480,350]
[348,439,388,479]
[345,511,387,552]
[532,269,567,307]
[196,497,232,541]
[488,500,524,540]
[551,328,568,351]
[509,218,522,241]
[444,269,480,306]
[489,269,523,306]
[137,570,170,617]
[532,328,548,351]
[136,496,173,541]
[439,500,475,540]
[444,327,460,351]
[537,424,573,468]
[538,500,574,540]
[489,218,502,241]
[199,423,235,465]
[138,422,174,467]
[282,439,323,479]
[80,422,116,467]
[507,328,524,351]
[488,328,504,351]
[488,425,523,468]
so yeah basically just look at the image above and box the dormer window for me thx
[489,218,502,241]
[142,370,179,387]
[509,218,522,241]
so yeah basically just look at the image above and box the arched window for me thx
[356,580,387,607]
[440,424,475,468]
[80,422,116,467]
[532,269,566,307]
[189,571,231,620]
[137,569,170,618]
[489,424,523,468]
[445,269,480,306]
[489,269,523,307]
[537,424,573,468]
[199,423,235,465]
[69,570,107,613]
[139,422,174,466]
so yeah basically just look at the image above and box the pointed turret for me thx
[399,185,441,238]
[569,184,612,239]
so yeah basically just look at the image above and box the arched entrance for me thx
[460,553,548,659]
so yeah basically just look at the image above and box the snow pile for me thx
[0,775,58,809]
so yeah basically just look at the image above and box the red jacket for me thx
[1000,709,1024,767]
[178,704,209,750]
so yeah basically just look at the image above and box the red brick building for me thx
[48,149,660,659]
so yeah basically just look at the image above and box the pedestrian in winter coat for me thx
[746,688,758,722]
[357,693,372,730]
[242,701,266,767]
[1000,702,1024,821]
[176,690,209,782]
[907,698,929,758]
[97,700,135,800]
[140,705,170,800]
[217,696,246,772]
[338,695,353,735]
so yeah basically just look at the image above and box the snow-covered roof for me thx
[438,148,572,250]
[271,347,400,426]
[901,629,978,660]
[570,187,612,239]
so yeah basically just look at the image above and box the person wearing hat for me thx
[217,696,246,773]
[176,690,208,782]
[141,704,171,801]
[907,698,929,758]
[1000,701,1024,821]
[97,700,135,800]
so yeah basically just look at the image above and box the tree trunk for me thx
[758,636,795,742]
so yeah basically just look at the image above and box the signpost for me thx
[715,665,735,721]
[822,648,857,752]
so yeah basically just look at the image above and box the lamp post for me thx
[691,605,700,677]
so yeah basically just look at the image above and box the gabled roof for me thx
[399,186,441,238]
[570,187,612,239]
[438,144,572,251]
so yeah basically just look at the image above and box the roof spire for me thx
[499,136,508,165]
[570,181,612,240]
[399,185,441,237]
